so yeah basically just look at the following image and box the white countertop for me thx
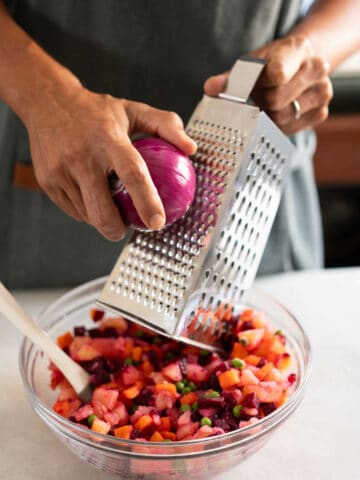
[1,268,360,480]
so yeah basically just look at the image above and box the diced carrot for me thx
[123,381,143,399]
[218,368,241,389]
[240,309,254,321]
[277,353,292,371]
[56,331,74,350]
[141,360,154,375]
[53,399,81,419]
[158,416,171,431]
[90,308,105,322]
[180,392,197,405]
[155,383,177,396]
[132,346,143,363]
[244,355,261,366]
[114,425,133,439]
[134,414,153,431]
[101,381,119,389]
[230,342,248,359]
[124,338,134,358]
[162,431,176,441]
[149,431,164,442]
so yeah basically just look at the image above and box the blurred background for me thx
[314,51,360,267]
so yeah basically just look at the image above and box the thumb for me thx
[203,72,228,96]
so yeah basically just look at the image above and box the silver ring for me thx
[292,99,301,120]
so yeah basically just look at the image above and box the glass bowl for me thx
[19,277,311,480]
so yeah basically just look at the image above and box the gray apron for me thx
[0,0,323,288]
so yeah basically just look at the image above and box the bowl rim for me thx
[19,276,312,455]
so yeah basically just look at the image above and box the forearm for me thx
[0,1,81,127]
[291,0,360,70]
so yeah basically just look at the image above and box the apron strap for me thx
[13,163,42,191]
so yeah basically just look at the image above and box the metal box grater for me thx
[97,57,295,351]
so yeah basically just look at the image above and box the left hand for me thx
[204,35,333,135]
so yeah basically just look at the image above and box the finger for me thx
[203,72,228,96]
[281,106,329,136]
[107,138,166,231]
[254,36,314,87]
[253,57,330,112]
[78,168,127,241]
[62,176,89,221]
[267,79,333,127]
[122,101,197,155]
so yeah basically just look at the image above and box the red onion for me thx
[111,137,196,230]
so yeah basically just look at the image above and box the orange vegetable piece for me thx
[114,425,133,439]
[180,392,197,405]
[132,346,143,362]
[56,331,74,350]
[158,416,171,431]
[90,308,105,322]
[149,431,164,442]
[123,381,143,399]
[155,383,177,395]
[277,353,292,371]
[162,431,176,441]
[244,355,261,366]
[230,342,248,359]
[134,414,153,431]
[124,339,134,357]
[141,360,154,375]
[218,369,241,389]
[240,309,254,321]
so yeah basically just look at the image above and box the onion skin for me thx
[111,137,196,231]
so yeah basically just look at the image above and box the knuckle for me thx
[166,111,183,127]
[313,56,329,76]
[121,163,148,188]
[314,106,329,124]
[267,60,286,84]
[95,120,119,145]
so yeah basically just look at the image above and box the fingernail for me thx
[149,213,165,230]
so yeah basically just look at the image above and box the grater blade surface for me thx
[97,58,295,351]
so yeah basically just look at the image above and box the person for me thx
[0,0,359,289]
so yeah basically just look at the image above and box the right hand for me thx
[26,88,197,241]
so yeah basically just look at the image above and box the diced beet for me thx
[241,321,253,331]
[147,350,160,369]
[198,352,213,366]
[137,387,154,406]
[222,391,237,408]
[89,370,110,387]
[80,357,106,374]
[257,358,266,368]
[288,373,297,385]
[104,358,123,373]
[243,393,260,409]
[74,326,87,337]
[167,407,180,430]
[212,361,230,374]
[209,374,221,391]
[88,328,103,338]
[197,396,225,409]
[101,327,119,338]
[191,410,202,422]
[130,428,144,440]
[261,402,277,416]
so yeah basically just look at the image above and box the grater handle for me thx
[219,56,266,104]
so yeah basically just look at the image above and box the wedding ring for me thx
[292,99,301,120]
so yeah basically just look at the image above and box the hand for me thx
[26,88,197,241]
[204,35,333,135]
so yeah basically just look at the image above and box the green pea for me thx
[153,336,161,344]
[200,417,212,427]
[275,329,283,336]
[136,330,144,338]
[87,414,96,426]
[231,358,245,370]
[191,401,198,411]
[176,381,185,392]
[179,404,192,413]
[207,391,220,398]
[199,349,210,356]
[188,381,196,391]
[182,386,191,395]
[232,405,243,418]
[124,357,133,366]
[130,404,138,414]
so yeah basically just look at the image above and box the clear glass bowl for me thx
[19,277,311,480]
